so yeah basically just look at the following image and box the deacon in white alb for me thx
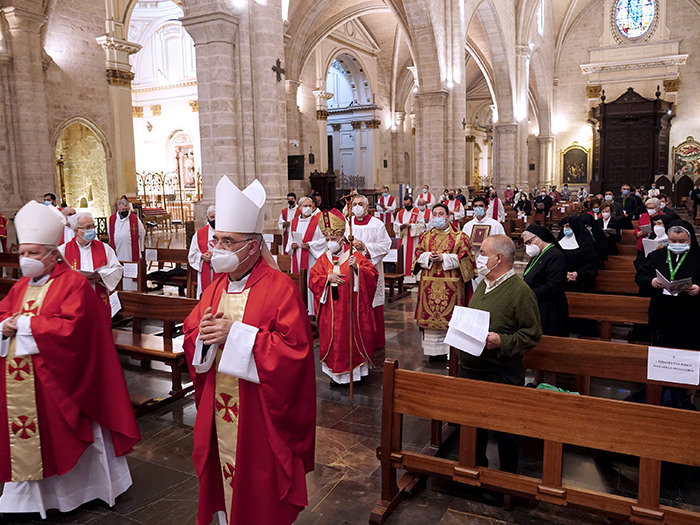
[345,194,392,349]
[376,186,397,228]
[393,195,425,284]
[108,198,145,291]
[59,207,76,245]
[445,190,465,229]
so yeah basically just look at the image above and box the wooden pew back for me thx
[594,269,638,295]
[604,255,635,271]
[287,269,308,309]
[372,359,700,524]
[566,291,648,339]
[0,253,20,279]
[620,229,637,245]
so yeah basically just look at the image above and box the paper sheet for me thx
[642,238,662,257]
[466,210,474,217]
[109,292,122,317]
[292,232,303,245]
[444,306,490,356]
[145,248,158,262]
[647,346,700,385]
[384,249,398,263]
[655,269,692,295]
[123,262,138,279]
[263,233,274,243]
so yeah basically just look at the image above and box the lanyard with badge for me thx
[524,243,553,277]
[667,249,688,281]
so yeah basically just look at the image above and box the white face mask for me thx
[352,205,365,218]
[301,206,313,217]
[476,254,496,277]
[418,205,426,211]
[647,208,657,217]
[20,249,54,278]
[653,225,666,238]
[327,240,341,254]
[525,243,540,258]
[602,211,611,219]
[211,242,250,274]
[659,202,666,209]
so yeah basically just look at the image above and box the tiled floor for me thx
[3,228,700,524]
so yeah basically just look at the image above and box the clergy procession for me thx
[1,178,700,524]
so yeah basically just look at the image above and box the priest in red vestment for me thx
[0,201,140,518]
[108,198,145,291]
[376,186,397,228]
[184,176,316,525]
[393,196,426,284]
[188,205,222,299]
[309,209,377,384]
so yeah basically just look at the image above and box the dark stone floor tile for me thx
[126,495,198,525]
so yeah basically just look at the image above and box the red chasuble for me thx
[196,225,222,292]
[183,258,316,525]
[108,212,140,262]
[0,262,140,481]
[309,249,378,376]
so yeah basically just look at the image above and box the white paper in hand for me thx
[444,306,490,356]
[384,249,398,263]
[123,262,138,279]
[109,292,122,317]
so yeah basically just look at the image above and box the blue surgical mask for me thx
[44,200,52,206]
[433,216,448,229]
[604,195,613,202]
[668,243,690,254]
[383,192,389,197]
[622,189,630,196]
[83,229,97,242]
[592,207,599,213]
[474,206,485,218]
[563,227,574,237]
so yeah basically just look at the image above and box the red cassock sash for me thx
[183,259,316,525]
[281,207,300,249]
[63,239,109,306]
[290,213,320,273]
[397,208,420,276]
[379,195,395,226]
[0,214,7,252]
[109,212,140,262]
[0,263,140,481]
[196,226,221,292]
[449,199,462,229]
[491,197,500,220]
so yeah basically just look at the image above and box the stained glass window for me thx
[615,0,655,39]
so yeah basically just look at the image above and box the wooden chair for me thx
[0,253,20,279]
[372,359,700,525]
[593,269,638,295]
[277,254,291,273]
[113,291,198,409]
[287,268,308,309]
[384,245,409,302]
[566,291,648,340]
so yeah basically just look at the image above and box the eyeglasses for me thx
[77,225,96,230]
[213,237,252,248]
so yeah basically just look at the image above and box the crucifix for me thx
[272,59,286,82]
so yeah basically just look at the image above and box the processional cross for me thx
[272,59,286,82]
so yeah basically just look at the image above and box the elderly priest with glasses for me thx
[183,177,316,525]
[0,201,140,518]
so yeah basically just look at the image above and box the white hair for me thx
[206,204,216,216]
[69,211,93,230]
[484,235,515,265]
[117,198,130,208]
[645,197,660,208]
[354,194,369,206]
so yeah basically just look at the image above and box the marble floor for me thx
[3,236,700,524]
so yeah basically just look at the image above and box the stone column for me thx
[181,11,239,208]
[366,119,381,188]
[465,135,475,186]
[414,90,448,188]
[515,45,531,189]
[391,112,405,184]
[331,123,341,174]
[538,135,554,189]
[2,7,53,203]
[351,121,364,186]
[96,35,141,199]
[285,79,302,156]
[312,90,333,172]
[0,52,22,212]
[493,123,518,189]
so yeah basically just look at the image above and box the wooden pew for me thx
[604,255,635,271]
[371,359,700,525]
[617,243,637,256]
[147,248,194,297]
[384,244,409,302]
[566,291,648,340]
[287,269,308,309]
[0,278,17,299]
[620,229,637,245]
[0,253,20,279]
[594,269,638,295]
[113,291,198,409]
[524,335,685,404]
[276,254,291,273]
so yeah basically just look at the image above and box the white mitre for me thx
[215,176,266,233]
[15,201,66,245]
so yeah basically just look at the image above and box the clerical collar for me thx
[226,272,251,294]
[484,269,515,293]
[78,241,92,250]
[30,273,52,287]
[354,215,371,226]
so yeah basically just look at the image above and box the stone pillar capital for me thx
[285,79,301,95]
[2,7,47,33]
[351,121,364,130]
[331,123,342,132]
[180,12,239,46]
[96,35,141,82]
[415,90,448,107]
[663,77,680,93]
[586,84,602,99]
[394,111,406,126]
[515,44,531,59]
[537,135,554,143]
[494,122,518,134]
[366,119,381,129]
[316,109,328,121]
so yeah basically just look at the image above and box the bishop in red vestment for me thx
[309,209,378,384]
[0,201,139,518]
[184,177,315,525]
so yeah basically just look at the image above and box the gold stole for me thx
[6,280,53,481]
[215,288,250,522]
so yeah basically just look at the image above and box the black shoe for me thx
[479,489,503,506]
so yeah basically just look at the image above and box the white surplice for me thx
[112,214,145,291]
[285,213,327,315]
[187,224,215,299]
[58,240,123,293]
[393,208,425,282]
[346,215,392,307]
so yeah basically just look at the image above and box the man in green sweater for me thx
[459,235,542,475]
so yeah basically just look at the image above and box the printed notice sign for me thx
[647,346,700,386]
[145,248,158,262]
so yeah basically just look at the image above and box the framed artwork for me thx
[470,224,491,247]
[672,136,700,179]
[561,143,590,185]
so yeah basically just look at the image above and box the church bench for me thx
[371,359,700,525]
[604,255,635,271]
[617,243,638,256]
[384,244,409,302]
[566,291,648,340]
[620,229,637,245]
[593,269,639,295]
[112,291,198,409]
[524,335,696,403]
[0,253,20,279]
[146,247,195,297]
